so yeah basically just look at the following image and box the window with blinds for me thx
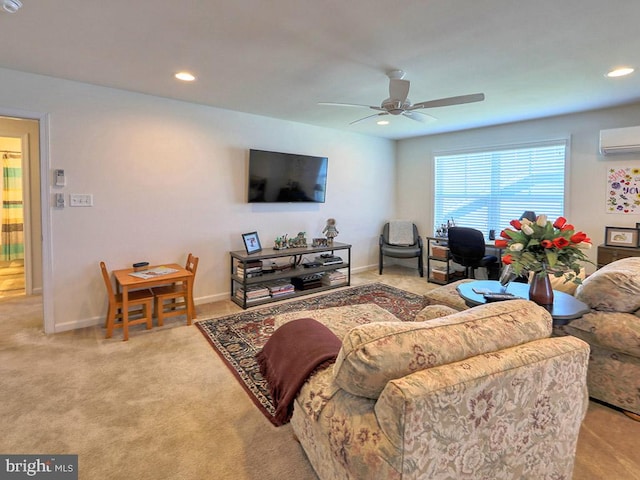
[433,141,567,236]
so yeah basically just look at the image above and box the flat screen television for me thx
[247,149,328,203]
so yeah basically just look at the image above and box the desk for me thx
[426,237,504,285]
[456,280,590,326]
[112,263,195,340]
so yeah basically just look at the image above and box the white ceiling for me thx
[2,0,640,140]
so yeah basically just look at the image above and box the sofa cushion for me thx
[414,304,459,321]
[423,279,473,311]
[575,257,640,312]
[333,299,552,399]
[273,304,399,340]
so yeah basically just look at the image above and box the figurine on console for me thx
[312,238,328,247]
[288,232,307,248]
[323,218,339,244]
[274,234,289,250]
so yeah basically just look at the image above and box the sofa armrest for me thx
[562,310,640,357]
[373,336,589,478]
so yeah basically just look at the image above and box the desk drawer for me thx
[431,245,449,259]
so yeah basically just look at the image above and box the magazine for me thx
[129,266,179,279]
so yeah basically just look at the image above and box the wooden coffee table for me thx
[456,280,590,326]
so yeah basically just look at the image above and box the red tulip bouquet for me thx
[495,215,593,284]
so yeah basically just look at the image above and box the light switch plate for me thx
[69,194,93,207]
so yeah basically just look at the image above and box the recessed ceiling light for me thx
[175,72,196,82]
[377,120,390,125]
[606,67,634,78]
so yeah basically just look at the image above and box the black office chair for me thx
[448,227,499,279]
[379,221,424,277]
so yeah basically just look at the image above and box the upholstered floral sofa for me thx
[424,257,640,419]
[560,257,640,418]
[276,299,589,480]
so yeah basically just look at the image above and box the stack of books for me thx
[236,260,263,278]
[266,280,295,298]
[236,285,270,303]
[321,270,347,286]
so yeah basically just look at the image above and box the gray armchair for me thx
[379,221,424,276]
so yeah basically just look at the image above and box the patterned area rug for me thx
[196,283,427,424]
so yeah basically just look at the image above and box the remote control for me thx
[483,293,520,302]
[472,287,493,294]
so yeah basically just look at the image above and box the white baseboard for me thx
[53,293,230,333]
[352,264,377,274]
[194,292,228,304]
[55,315,102,333]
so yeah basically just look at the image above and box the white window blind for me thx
[433,141,567,236]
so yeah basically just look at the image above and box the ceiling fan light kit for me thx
[2,0,22,13]
[607,67,634,78]
[320,69,485,126]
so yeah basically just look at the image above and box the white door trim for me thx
[0,107,53,334]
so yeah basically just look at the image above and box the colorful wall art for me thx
[607,167,640,214]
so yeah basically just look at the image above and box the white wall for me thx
[397,103,640,273]
[0,67,395,332]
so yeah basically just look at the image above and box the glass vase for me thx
[529,273,554,309]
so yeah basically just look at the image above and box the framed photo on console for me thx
[604,226,639,247]
[242,231,262,254]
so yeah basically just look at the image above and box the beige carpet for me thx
[0,266,638,480]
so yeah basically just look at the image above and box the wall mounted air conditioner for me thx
[599,126,640,155]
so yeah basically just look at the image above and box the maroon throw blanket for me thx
[256,318,342,426]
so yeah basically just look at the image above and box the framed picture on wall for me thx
[604,226,639,248]
[242,231,262,254]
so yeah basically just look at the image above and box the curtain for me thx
[2,153,24,261]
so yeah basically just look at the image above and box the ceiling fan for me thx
[319,70,485,125]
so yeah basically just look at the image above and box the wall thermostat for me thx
[54,169,66,187]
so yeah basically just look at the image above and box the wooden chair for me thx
[152,253,199,326]
[100,261,154,340]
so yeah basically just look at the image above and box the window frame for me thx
[431,138,571,236]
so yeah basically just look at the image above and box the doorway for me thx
[0,116,42,301]
[0,135,25,298]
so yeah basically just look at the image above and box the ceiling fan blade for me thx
[349,112,388,125]
[389,78,410,102]
[410,93,485,110]
[318,102,385,111]
[402,111,437,123]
